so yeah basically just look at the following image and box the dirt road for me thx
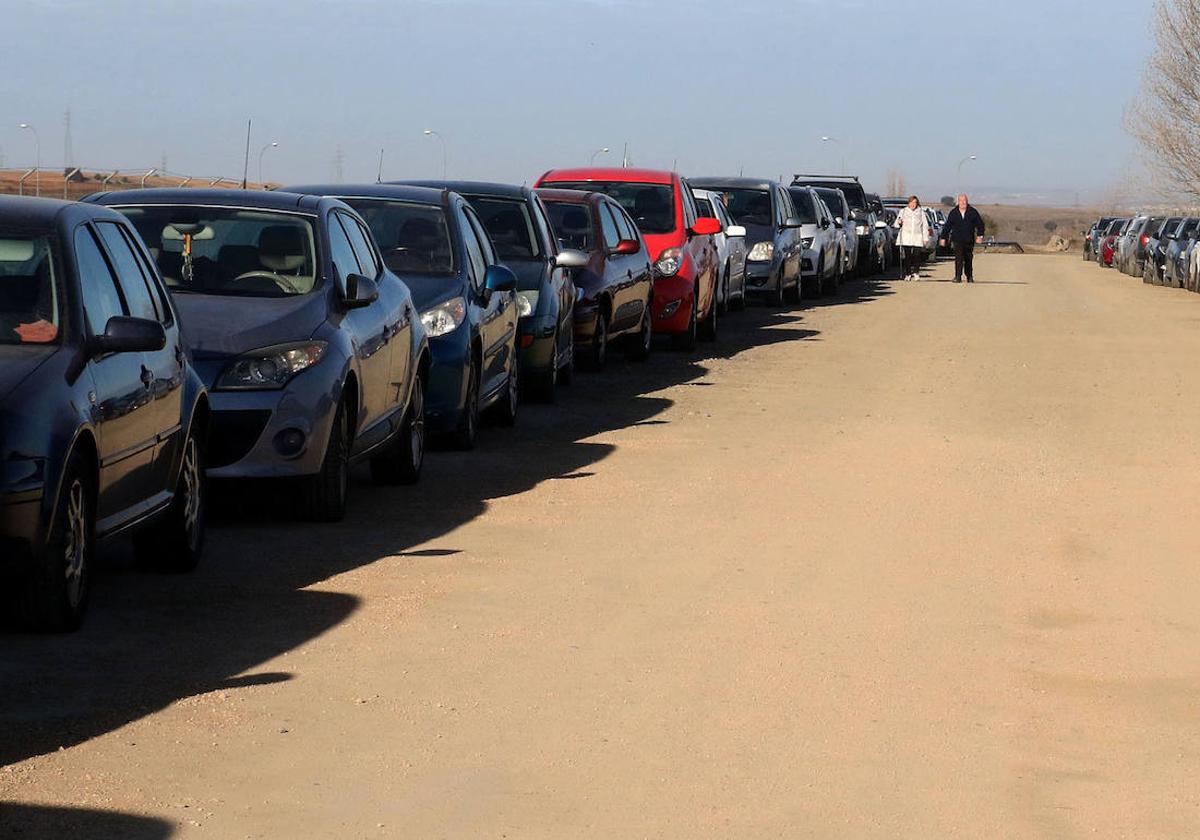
[4,254,1200,839]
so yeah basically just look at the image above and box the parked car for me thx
[1143,216,1183,284]
[534,168,722,349]
[924,208,942,256]
[812,187,860,277]
[689,177,803,305]
[281,184,521,451]
[1100,218,1127,267]
[1118,215,1157,276]
[0,196,210,631]
[536,188,656,367]
[787,185,843,296]
[865,193,893,273]
[1164,217,1200,289]
[691,189,748,313]
[1083,216,1117,262]
[791,175,878,276]
[87,188,431,520]
[394,181,578,399]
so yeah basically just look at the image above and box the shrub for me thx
[1044,221,1058,232]
[940,196,954,207]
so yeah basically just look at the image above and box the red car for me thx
[1100,218,1127,267]
[534,168,721,350]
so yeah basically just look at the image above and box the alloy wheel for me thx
[63,478,87,608]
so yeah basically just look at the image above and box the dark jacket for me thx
[941,205,985,243]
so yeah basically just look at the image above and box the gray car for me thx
[689,177,804,305]
[787,185,843,296]
[692,189,748,313]
[86,189,431,522]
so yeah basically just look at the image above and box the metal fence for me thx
[0,167,263,200]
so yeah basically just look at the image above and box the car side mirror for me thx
[875,220,887,229]
[688,217,722,237]
[725,225,747,238]
[820,218,830,230]
[555,249,589,268]
[90,316,166,356]
[612,239,640,256]
[342,273,379,309]
[782,216,804,229]
[484,264,517,294]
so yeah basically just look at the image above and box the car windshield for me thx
[795,181,866,212]
[343,199,454,277]
[786,189,819,224]
[119,207,317,297]
[544,182,675,234]
[465,196,541,261]
[0,232,59,345]
[544,201,597,253]
[710,189,772,227]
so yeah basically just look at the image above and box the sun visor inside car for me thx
[162,224,216,241]
[0,238,36,261]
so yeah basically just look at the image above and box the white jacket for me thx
[894,206,929,247]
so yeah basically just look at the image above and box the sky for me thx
[0,0,1156,204]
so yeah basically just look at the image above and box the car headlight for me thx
[216,341,327,391]
[516,290,539,318]
[748,241,774,262]
[855,224,869,235]
[801,237,814,249]
[420,298,466,338]
[655,248,683,277]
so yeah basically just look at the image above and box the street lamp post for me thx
[821,135,844,172]
[19,123,40,196]
[258,141,279,185]
[957,154,978,179]
[590,147,610,165]
[423,129,447,179]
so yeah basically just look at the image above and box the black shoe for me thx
[966,277,974,283]
[953,278,962,283]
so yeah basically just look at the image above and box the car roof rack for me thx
[792,173,860,182]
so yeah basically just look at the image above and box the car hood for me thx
[641,230,684,263]
[505,259,549,292]
[0,344,58,404]
[397,273,464,312]
[740,223,775,247]
[173,291,330,357]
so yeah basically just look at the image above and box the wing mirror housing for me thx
[689,217,722,237]
[612,239,641,256]
[875,220,888,229]
[484,264,518,294]
[555,249,589,268]
[90,316,166,356]
[782,216,804,229]
[726,225,747,238]
[342,273,379,309]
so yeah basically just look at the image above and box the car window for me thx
[344,198,454,277]
[95,222,160,322]
[455,205,488,289]
[543,201,596,252]
[463,205,497,266]
[600,205,622,249]
[327,212,362,286]
[75,225,127,337]
[337,212,379,278]
[543,181,675,235]
[467,196,541,261]
[612,204,637,242]
[530,197,557,256]
[716,189,773,227]
[0,231,61,345]
[680,182,698,228]
[116,224,173,325]
[695,197,714,218]
[787,189,820,224]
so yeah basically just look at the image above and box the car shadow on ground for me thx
[0,279,886,781]
[0,804,173,840]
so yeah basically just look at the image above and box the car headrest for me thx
[0,238,35,262]
[259,226,306,272]
[560,208,589,232]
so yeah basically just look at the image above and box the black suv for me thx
[0,196,209,631]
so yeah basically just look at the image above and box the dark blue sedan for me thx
[286,184,520,450]
[0,196,209,631]
[86,189,430,521]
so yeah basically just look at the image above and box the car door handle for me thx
[140,366,154,389]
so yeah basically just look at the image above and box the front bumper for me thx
[426,334,470,433]
[651,273,694,334]
[0,487,43,570]
[206,382,339,480]
[744,260,776,291]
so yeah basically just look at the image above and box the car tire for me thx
[671,292,698,351]
[769,271,785,307]
[133,427,206,573]
[784,268,802,304]
[698,284,718,341]
[452,356,481,451]
[583,309,609,370]
[371,375,425,485]
[717,265,729,315]
[558,338,574,387]
[491,357,519,427]
[20,452,93,632]
[730,274,746,311]
[626,299,653,361]
[304,400,351,522]
[527,332,558,403]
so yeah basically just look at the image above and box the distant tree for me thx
[1128,0,1200,200]
[1044,221,1058,232]
[940,196,955,208]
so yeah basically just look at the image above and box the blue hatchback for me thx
[286,185,520,449]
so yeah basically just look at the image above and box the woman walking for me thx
[894,195,929,281]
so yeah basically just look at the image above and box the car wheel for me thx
[558,337,574,387]
[584,310,609,370]
[671,292,698,351]
[304,400,350,522]
[527,331,558,403]
[371,374,425,485]
[451,356,480,450]
[698,283,718,341]
[134,427,206,573]
[730,272,746,311]
[20,452,93,632]
[492,356,519,427]
[717,265,729,315]
[626,299,653,361]
[769,271,785,307]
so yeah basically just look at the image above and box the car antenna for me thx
[241,118,252,189]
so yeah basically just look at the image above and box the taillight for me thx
[1141,234,1149,247]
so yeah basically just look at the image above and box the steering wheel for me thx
[232,270,302,294]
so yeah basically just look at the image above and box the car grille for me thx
[208,409,272,468]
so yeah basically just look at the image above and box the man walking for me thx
[939,194,986,283]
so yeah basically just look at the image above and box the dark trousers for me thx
[901,246,922,277]
[952,241,975,281]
